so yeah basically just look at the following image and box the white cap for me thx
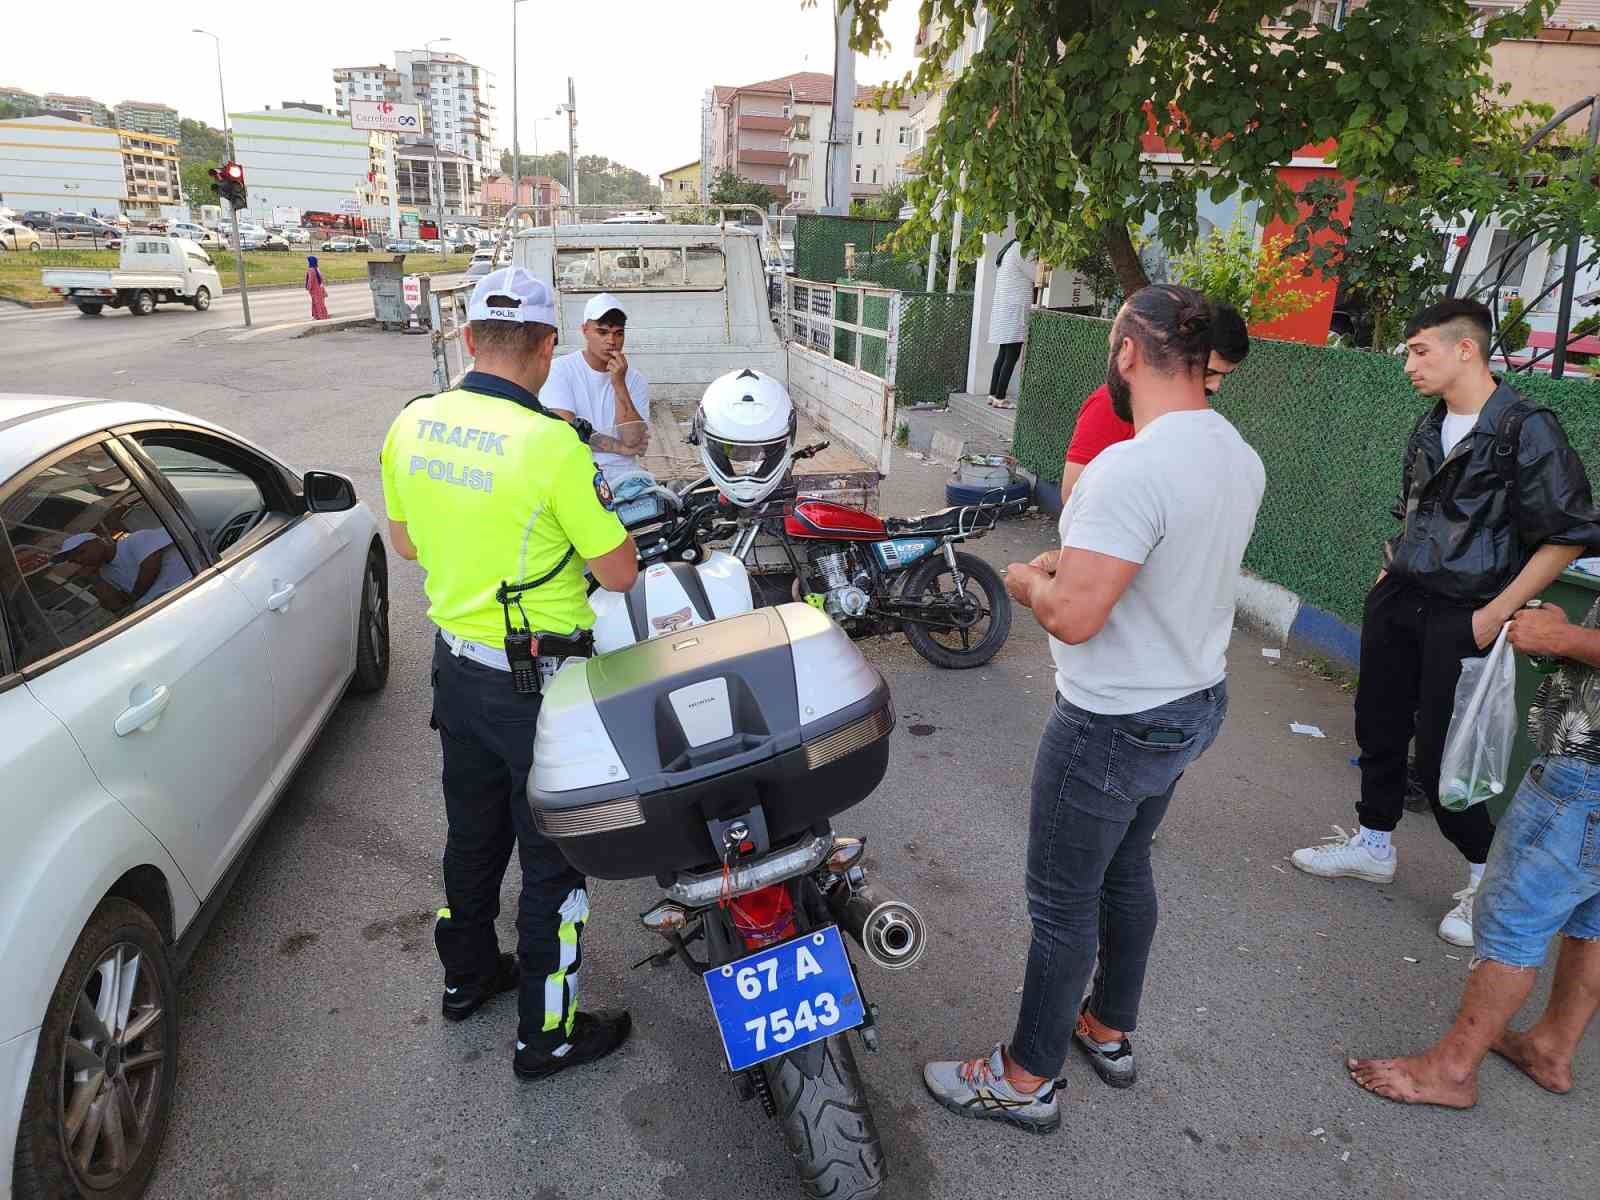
[582,293,627,324]
[467,267,558,325]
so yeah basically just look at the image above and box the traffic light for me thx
[208,161,247,210]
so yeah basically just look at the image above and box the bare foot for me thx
[1347,1053,1478,1108]
[1491,1029,1575,1094]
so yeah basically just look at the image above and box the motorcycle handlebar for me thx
[792,440,830,462]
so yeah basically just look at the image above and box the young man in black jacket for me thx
[1292,298,1600,947]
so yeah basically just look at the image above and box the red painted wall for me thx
[1250,147,1356,346]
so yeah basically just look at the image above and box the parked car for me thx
[465,249,495,280]
[20,210,57,231]
[283,228,310,245]
[385,239,418,254]
[320,237,371,252]
[258,234,291,252]
[51,213,120,240]
[0,393,390,1200]
[42,235,223,316]
[0,221,41,252]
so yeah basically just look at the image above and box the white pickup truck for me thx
[42,235,223,316]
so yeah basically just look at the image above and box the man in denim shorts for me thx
[1349,598,1600,1107]
[920,286,1265,1133]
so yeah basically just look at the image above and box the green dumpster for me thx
[1500,567,1600,822]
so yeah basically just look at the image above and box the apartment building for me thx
[480,173,569,220]
[706,71,915,211]
[0,87,41,115]
[394,51,496,172]
[113,101,179,141]
[333,65,405,114]
[394,142,480,219]
[41,94,110,126]
[659,160,701,199]
[119,129,180,215]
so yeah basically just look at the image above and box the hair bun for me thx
[1176,311,1211,339]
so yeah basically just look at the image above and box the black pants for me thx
[989,341,1022,399]
[1353,576,1497,864]
[430,634,587,1048]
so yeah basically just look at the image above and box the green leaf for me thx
[1386,107,1408,135]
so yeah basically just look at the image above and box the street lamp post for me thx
[192,27,249,327]
[511,0,528,224]
[531,116,556,223]
[424,37,452,234]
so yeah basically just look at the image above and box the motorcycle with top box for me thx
[527,425,925,1200]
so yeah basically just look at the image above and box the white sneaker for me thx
[1290,825,1397,883]
[1438,886,1476,948]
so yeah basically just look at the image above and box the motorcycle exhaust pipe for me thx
[827,883,928,970]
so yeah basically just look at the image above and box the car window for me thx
[133,434,286,559]
[1,443,196,669]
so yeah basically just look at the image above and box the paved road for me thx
[7,327,1596,1200]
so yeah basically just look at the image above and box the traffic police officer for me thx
[380,267,639,1080]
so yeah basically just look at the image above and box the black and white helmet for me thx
[693,368,797,506]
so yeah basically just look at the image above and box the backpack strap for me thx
[1493,400,1538,541]
[996,238,1017,267]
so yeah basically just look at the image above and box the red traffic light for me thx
[223,162,244,182]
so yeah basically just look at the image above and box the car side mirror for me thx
[304,471,357,513]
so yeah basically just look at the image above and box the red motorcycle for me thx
[724,443,1013,669]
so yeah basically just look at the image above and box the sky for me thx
[11,0,923,181]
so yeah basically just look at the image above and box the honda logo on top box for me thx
[349,100,422,133]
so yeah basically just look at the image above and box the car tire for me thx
[351,542,390,694]
[76,303,103,316]
[129,290,155,317]
[29,241,41,251]
[191,287,211,311]
[12,898,179,1200]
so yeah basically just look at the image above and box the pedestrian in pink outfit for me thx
[306,255,329,320]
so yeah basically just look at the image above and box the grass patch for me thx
[0,249,475,305]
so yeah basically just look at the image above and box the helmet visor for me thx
[706,436,789,483]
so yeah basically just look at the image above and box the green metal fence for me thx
[1013,310,1600,627]
[895,291,974,406]
[786,278,973,408]
[793,213,929,293]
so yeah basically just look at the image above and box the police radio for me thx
[504,627,540,695]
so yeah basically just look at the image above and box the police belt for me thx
[441,628,595,673]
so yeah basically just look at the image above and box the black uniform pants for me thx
[430,634,587,1048]
[1353,576,1497,864]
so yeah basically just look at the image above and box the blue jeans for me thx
[1475,755,1600,969]
[1010,684,1228,1079]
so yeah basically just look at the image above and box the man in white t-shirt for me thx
[56,527,192,611]
[921,285,1264,1135]
[540,292,651,481]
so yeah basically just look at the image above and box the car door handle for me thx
[266,582,296,611]
[114,684,171,737]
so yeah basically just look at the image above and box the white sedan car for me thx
[0,395,389,1199]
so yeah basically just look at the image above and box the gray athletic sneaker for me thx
[922,1045,1060,1135]
[1073,1010,1137,1088]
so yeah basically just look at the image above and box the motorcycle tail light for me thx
[728,882,797,950]
[824,836,866,873]
[640,901,689,933]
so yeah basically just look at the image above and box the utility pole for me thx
[194,29,249,326]
[565,78,579,209]
[823,3,855,215]
[511,0,527,220]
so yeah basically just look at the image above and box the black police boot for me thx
[441,952,518,1022]
[513,1010,633,1081]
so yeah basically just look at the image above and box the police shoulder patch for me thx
[593,470,615,511]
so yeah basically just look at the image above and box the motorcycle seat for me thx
[883,507,966,536]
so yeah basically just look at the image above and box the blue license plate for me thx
[702,925,865,1071]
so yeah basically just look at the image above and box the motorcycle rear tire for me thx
[763,1034,885,1200]
[901,551,1011,669]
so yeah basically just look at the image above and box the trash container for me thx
[1499,566,1600,822]
[368,256,431,331]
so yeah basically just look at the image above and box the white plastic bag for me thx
[1438,625,1516,812]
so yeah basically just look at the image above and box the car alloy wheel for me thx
[59,942,168,1190]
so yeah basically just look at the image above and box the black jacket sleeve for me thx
[1515,410,1600,550]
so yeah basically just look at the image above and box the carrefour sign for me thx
[350,100,422,133]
